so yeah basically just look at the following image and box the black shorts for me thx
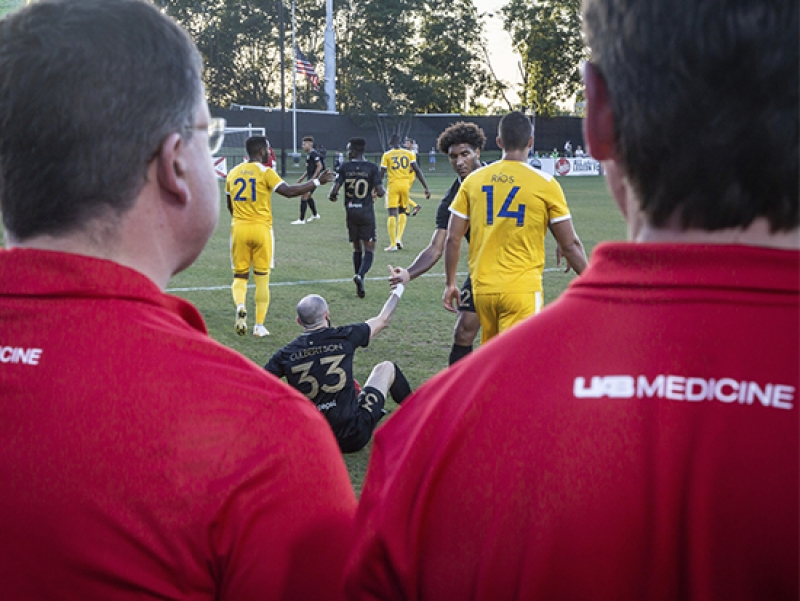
[337,386,387,453]
[346,211,377,243]
[459,275,476,313]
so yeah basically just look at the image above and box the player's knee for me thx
[454,314,480,345]
[365,361,395,392]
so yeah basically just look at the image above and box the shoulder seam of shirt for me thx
[523,162,554,182]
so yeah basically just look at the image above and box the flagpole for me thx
[277,0,285,176]
[291,0,297,156]
[324,0,336,112]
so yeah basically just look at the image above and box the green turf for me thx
[0,169,624,493]
[167,171,626,493]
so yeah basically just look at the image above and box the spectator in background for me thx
[564,140,573,156]
[0,0,356,598]
[575,144,586,157]
[344,0,798,598]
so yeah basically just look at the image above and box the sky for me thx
[473,0,523,106]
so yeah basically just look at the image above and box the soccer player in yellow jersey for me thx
[380,134,431,251]
[226,136,334,337]
[443,111,588,343]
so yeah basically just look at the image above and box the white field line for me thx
[168,268,562,293]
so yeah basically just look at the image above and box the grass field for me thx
[165,167,627,492]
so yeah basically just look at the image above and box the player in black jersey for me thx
[265,288,412,453]
[328,138,385,299]
[389,122,486,365]
[293,135,324,223]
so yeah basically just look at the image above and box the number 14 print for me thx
[482,185,525,226]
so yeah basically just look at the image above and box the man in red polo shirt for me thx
[0,1,356,599]
[344,0,799,598]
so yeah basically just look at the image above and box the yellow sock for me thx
[407,199,418,211]
[397,212,408,242]
[387,215,397,247]
[232,277,248,307]
[254,273,270,325]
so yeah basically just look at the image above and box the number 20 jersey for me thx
[264,324,370,439]
[450,160,572,295]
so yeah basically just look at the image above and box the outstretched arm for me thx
[443,213,468,313]
[277,169,335,198]
[389,228,446,287]
[365,276,403,339]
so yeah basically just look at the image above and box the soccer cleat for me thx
[308,213,321,221]
[235,304,247,336]
[396,240,404,250]
[411,205,421,217]
[384,245,398,252]
[290,219,305,225]
[353,274,366,298]
[253,324,270,337]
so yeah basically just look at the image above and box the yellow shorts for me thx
[474,290,543,344]
[385,182,412,211]
[230,221,274,275]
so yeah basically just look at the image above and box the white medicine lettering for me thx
[574,374,794,410]
[0,346,43,366]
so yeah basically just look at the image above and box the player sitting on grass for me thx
[265,281,412,453]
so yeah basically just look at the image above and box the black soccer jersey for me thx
[436,177,471,243]
[305,149,324,178]
[335,160,382,215]
[265,323,370,440]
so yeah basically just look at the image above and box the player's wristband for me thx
[312,178,321,188]
[392,284,405,298]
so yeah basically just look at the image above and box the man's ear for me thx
[583,62,617,161]
[155,132,190,206]
[496,135,504,150]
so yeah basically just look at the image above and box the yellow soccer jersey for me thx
[225,161,284,226]
[450,160,571,295]
[381,148,417,185]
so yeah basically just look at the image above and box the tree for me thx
[159,0,325,109]
[501,0,587,116]
[405,0,493,114]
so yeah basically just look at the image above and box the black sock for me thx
[359,251,374,278]
[300,200,308,220]
[352,251,363,275]
[448,343,473,366]
[308,197,318,216]
[389,363,412,403]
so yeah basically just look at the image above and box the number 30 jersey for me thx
[335,160,382,215]
[381,148,417,185]
[450,160,572,295]
[265,323,371,439]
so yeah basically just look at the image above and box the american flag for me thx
[295,45,320,91]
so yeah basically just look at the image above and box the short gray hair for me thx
[296,295,328,328]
